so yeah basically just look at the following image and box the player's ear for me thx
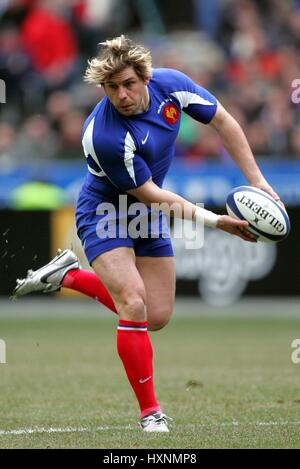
[144,77,150,86]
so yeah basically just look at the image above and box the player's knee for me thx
[148,308,172,331]
[148,319,169,331]
[119,287,146,322]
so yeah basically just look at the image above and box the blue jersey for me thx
[81,68,217,198]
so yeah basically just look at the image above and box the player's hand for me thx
[250,178,287,211]
[249,179,285,208]
[216,215,257,242]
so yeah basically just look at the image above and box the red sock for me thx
[62,269,117,314]
[117,320,160,418]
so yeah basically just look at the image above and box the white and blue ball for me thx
[226,186,290,242]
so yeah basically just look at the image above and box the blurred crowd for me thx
[1,0,300,170]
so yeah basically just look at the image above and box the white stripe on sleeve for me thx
[82,117,107,177]
[171,91,215,109]
[124,132,137,186]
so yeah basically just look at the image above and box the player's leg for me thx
[136,256,176,331]
[91,246,169,431]
[12,249,175,332]
[12,249,117,314]
[62,266,117,313]
[134,225,175,331]
[91,247,146,320]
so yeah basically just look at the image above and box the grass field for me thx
[0,298,300,449]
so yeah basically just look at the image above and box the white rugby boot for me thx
[12,249,80,298]
[140,411,172,433]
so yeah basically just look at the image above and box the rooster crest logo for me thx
[163,103,179,124]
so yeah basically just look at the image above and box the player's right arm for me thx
[86,119,255,242]
[127,179,257,242]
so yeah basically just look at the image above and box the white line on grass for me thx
[0,425,133,436]
[1,421,300,436]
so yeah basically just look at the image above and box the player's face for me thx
[103,67,150,116]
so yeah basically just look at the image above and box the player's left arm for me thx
[209,102,280,201]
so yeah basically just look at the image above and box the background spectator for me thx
[0,0,300,166]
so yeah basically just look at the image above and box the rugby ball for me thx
[226,186,290,242]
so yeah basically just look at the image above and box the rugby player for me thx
[13,35,280,432]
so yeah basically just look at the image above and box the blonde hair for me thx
[84,35,152,86]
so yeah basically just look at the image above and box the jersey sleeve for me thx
[164,69,218,124]
[88,124,152,191]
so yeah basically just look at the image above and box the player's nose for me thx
[118,86,127,100]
